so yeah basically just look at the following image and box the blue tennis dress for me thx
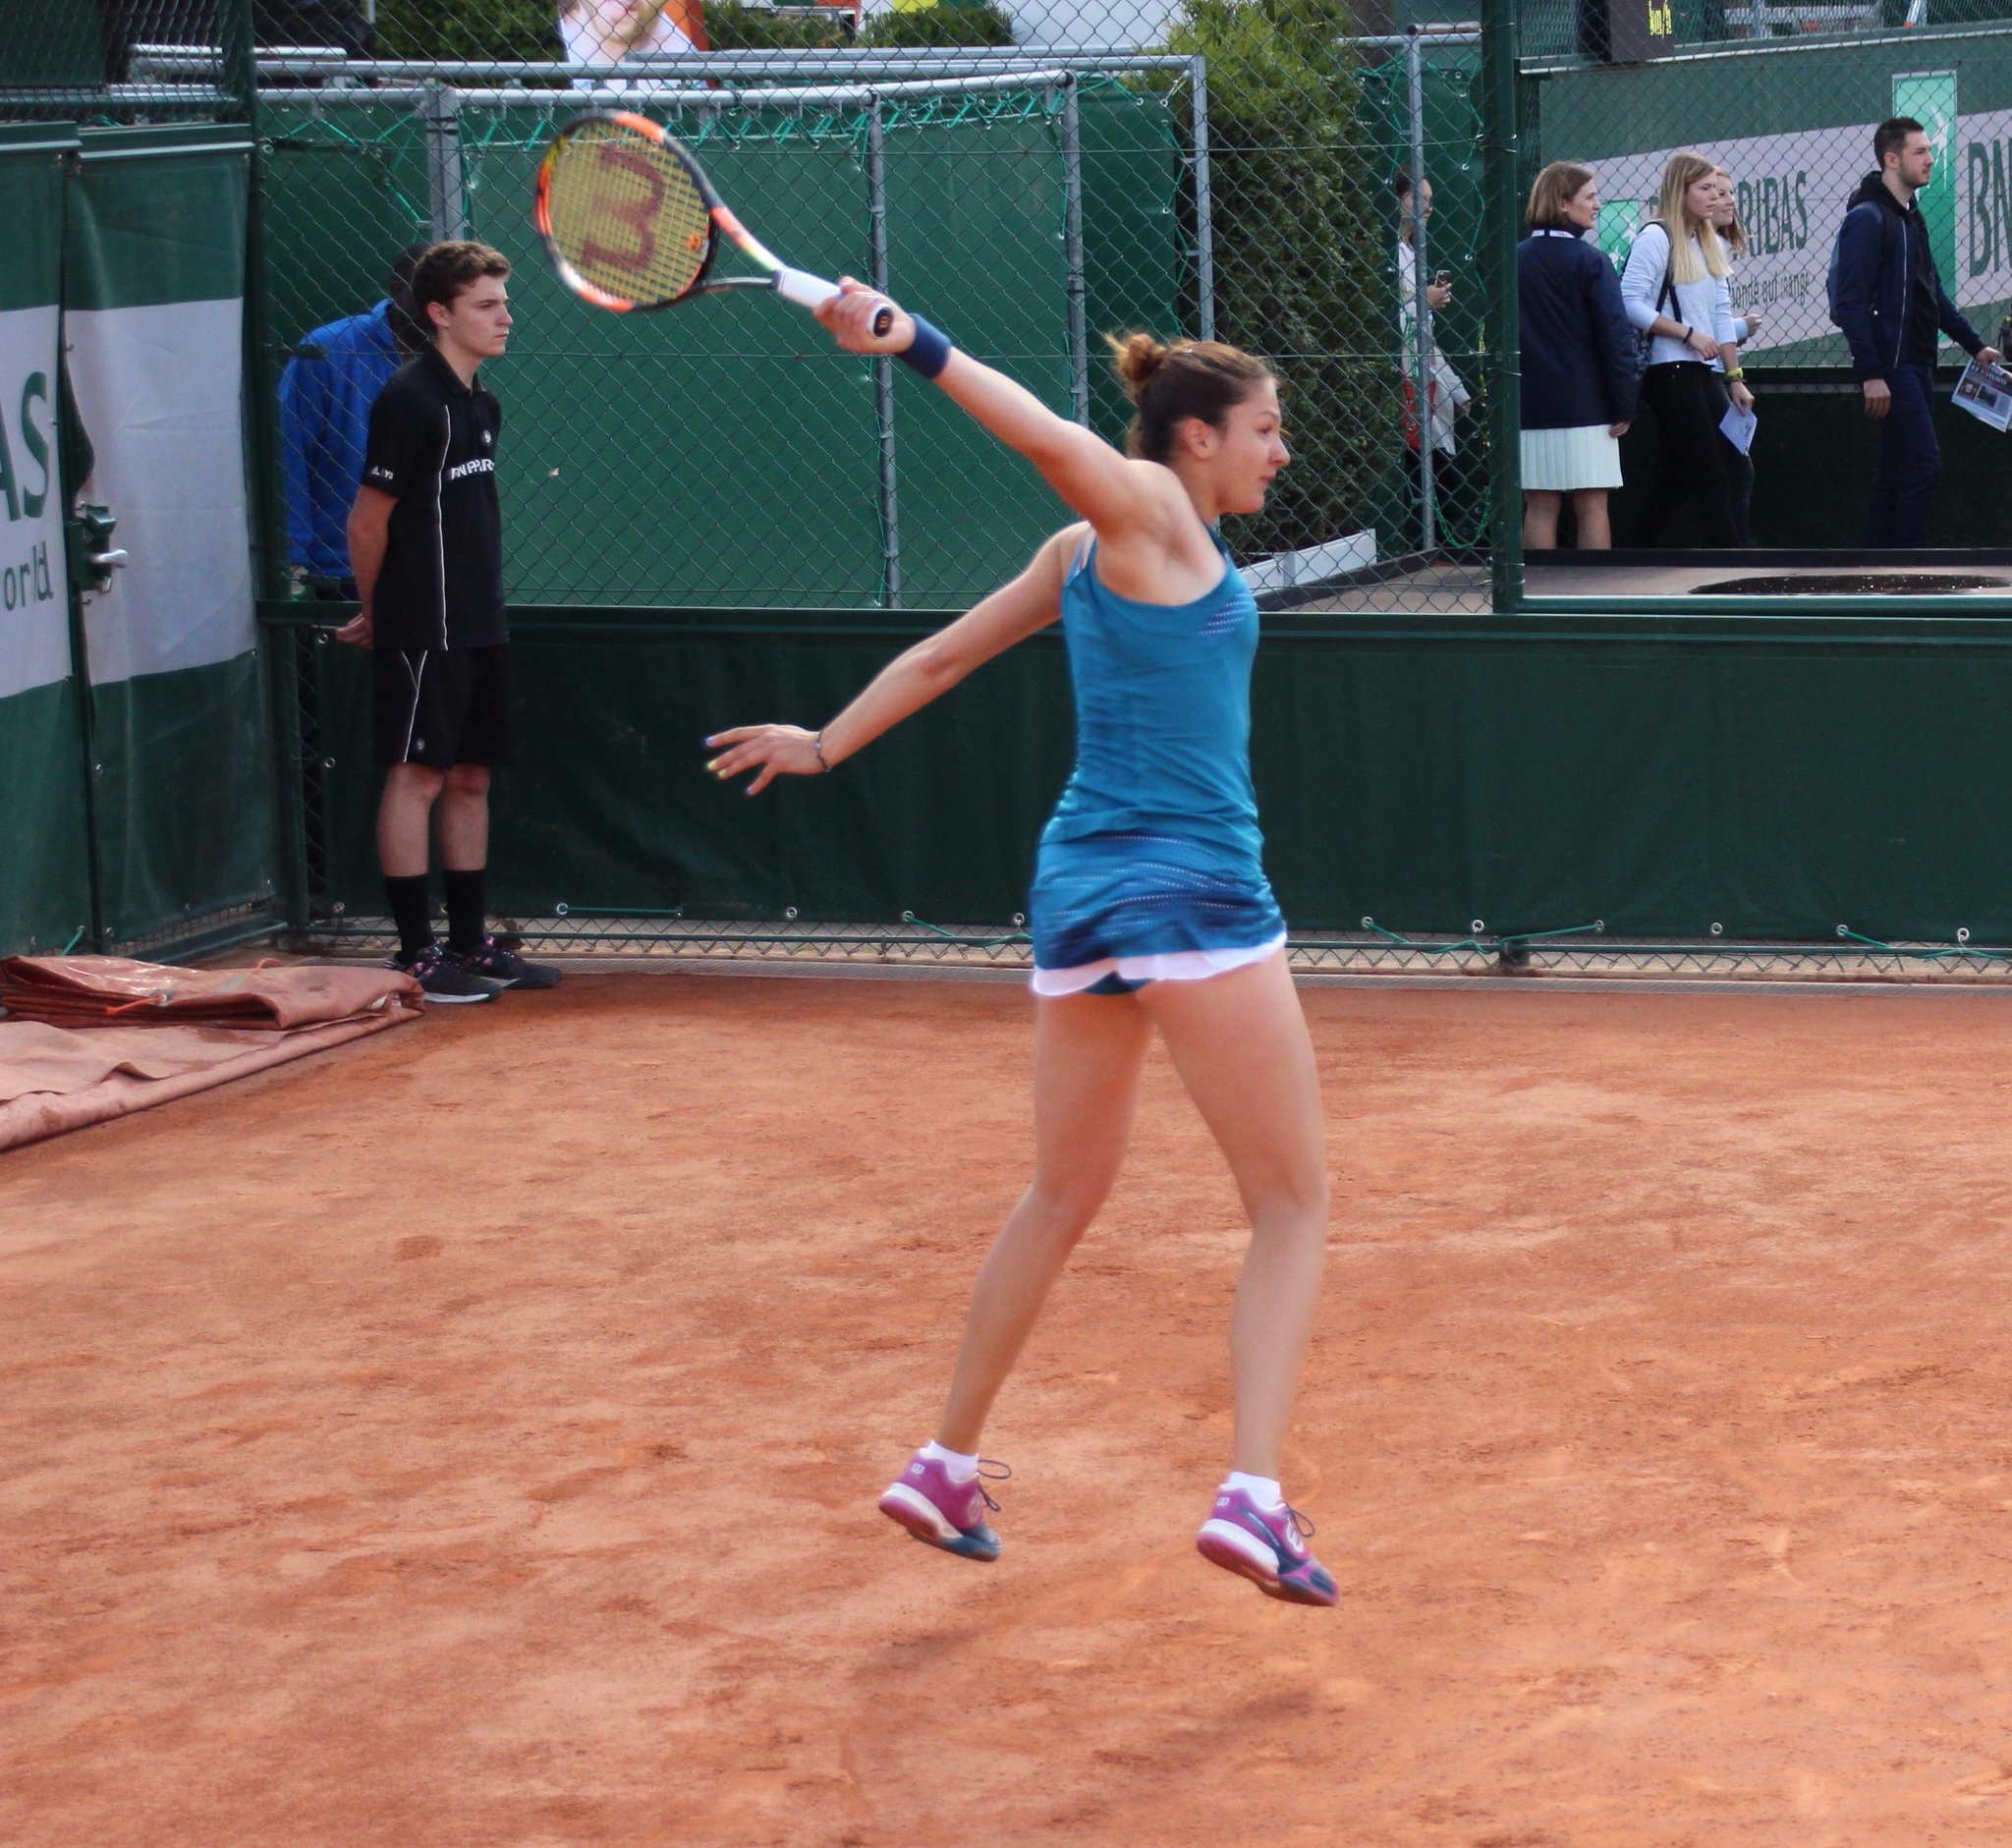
[1029,530,1287,996]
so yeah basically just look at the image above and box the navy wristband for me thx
[897,315,953,380]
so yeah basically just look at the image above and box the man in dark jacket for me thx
[1830,117,2000,546]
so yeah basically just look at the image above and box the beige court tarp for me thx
[0,956,422,1151]
[0,955,419,1030]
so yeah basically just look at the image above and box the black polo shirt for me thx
[360,345,506,650]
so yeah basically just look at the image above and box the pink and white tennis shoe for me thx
[1196,1487,1338,1606]
[877,1452,1010,1561]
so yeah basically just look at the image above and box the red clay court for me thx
[7,971,2012,1846]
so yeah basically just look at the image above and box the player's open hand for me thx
[334,611,372,646]
[817,277,913,357]
[704,724,826,796]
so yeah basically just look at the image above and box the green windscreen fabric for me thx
[288,604,2012,946]
[0,124,89,956]
[66,128,274,943]
[462,124,885,608]
[257,84,1183,612]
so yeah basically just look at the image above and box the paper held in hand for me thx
[1952,358,2012,433]
[1718,399,1757,456]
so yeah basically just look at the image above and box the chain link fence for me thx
[15,4,2012,977]
[3,1,1506,614]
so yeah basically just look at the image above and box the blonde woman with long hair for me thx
[1709,165,1764,544]
[1620,151,1745,545]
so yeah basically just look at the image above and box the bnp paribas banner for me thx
[64,130,271,942]
[0,127,87,957]
[1588,74,2012,364]
[0,304,66,699]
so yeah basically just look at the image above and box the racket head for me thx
[534,112,720,312]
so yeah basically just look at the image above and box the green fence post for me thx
[1481,0,1522,614]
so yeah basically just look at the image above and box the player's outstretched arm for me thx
[815,280,1174,545]
[706,527,1076,796]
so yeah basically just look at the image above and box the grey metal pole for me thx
[1405,28,1436,555]
[1061,76,1090,424]
[421,83,467,239]
[866,99,901,608]
[1190,52,1215,342]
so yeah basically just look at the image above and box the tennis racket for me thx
[534,111,891,333]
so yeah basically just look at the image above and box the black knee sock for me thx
[443,867,487,955]
[384,873,432,960]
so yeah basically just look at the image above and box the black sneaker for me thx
[391,941,501,1004]
[456,933,561,990]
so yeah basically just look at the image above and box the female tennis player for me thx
[705,281,1334,1606]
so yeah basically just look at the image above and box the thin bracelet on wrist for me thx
[811,730,831,773]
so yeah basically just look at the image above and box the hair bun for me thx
[1107,331,1169,401]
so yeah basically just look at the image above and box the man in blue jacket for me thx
[277,244,429,596]
[1830,117,1999,547]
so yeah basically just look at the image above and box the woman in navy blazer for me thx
[1517,162,1639,548]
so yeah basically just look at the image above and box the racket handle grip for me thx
[774,266,895,336]
[774,267,841,311]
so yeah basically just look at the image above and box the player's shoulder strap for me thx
[1063,522,1096,581]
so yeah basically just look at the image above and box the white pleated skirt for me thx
[1520,424,1622,491]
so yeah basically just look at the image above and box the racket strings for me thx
[544,122,712,307]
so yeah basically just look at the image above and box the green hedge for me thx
[372,0,556,61]
[859,4,1016,47]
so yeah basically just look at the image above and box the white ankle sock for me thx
[921,1440,979,1483]
[1221,1471,1283,1509]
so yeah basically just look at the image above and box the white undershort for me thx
[1030,930,1287,998]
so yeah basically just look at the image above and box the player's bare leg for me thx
[878,991,1148,1560]
[1143,952,1337,1605]
[935,991,1151,1452]
[1142,952,1327,1479]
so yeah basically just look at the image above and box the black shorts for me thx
[372,644,514,769]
